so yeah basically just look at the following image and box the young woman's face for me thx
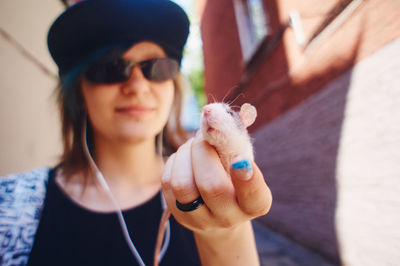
[81,41,175,144]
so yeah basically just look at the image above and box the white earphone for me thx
[82,117,170,266]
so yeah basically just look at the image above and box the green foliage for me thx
[187,68,206,108]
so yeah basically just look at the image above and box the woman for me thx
[0,0,272,265]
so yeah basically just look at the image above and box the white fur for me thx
[201,103,255,171]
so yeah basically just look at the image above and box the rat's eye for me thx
[227,110,234,116]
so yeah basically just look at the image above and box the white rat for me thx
[200,102,257,170]
[154,102,257,266]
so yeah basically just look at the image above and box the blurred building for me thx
[199,0,400,265]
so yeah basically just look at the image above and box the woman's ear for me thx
[239,103,257,128]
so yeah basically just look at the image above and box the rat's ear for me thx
[239,103,257,128]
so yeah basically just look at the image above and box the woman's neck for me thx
[92,135,164,187]
[56,135,164,212]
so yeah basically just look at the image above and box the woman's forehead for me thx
[123,41,167,61]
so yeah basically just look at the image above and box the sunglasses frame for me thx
[84,57,179,84]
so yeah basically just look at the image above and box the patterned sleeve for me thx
[0,168,49,266]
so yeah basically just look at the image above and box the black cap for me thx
[48,0,190,77]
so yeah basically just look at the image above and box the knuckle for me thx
[186,218,213,233]
[239,183,272,217]
[177,139,192,153]
[202,180,230,199]
[171,178,195,194]
[191,137,204,149]
[255,204,271,217]
[218,218,235,229]
[195,222,211,232]
[164,153,176,168]
[170,180,197,200]
[243,197,272,217]
[161,178,171,190]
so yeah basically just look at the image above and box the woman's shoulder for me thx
[0,167,51,211]
[0,167,51,265]
[0,167,50,194]
[1,167,50,180]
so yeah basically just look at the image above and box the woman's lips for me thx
[115,106,154,116]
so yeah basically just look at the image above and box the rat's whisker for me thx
[229,105,241,110]
[228,93,245,106]
[222,84,239,103]
[207,93,217,104]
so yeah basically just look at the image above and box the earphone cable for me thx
[82,117,170,266]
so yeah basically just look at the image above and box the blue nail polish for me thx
[232,160,252,171]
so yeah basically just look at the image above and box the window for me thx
[233,0,269,62]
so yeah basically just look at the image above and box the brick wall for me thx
[200,0,245,100]
[200,0,400,264]
[201,0,400,128]
[254,37,400,265]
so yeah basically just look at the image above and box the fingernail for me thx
[232,159,253,180]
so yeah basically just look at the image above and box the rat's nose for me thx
[203,107,211,117]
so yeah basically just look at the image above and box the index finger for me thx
[191,135,236,215]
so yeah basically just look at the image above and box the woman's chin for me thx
[114,125,161,143]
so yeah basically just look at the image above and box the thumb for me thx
[231,158,253,181]
[230,157,272,217]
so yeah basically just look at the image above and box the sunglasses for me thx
[84,57,179,84]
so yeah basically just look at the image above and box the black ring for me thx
[176,196,204,212]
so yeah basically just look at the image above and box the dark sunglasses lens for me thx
[85,58,131,84]
[142,58,179,82]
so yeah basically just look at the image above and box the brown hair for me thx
[56,69,189,178]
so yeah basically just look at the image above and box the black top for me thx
[28,168,200,266]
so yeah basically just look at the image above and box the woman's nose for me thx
[120,65,149,95]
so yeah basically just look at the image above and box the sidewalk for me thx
[253,221,336,266]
